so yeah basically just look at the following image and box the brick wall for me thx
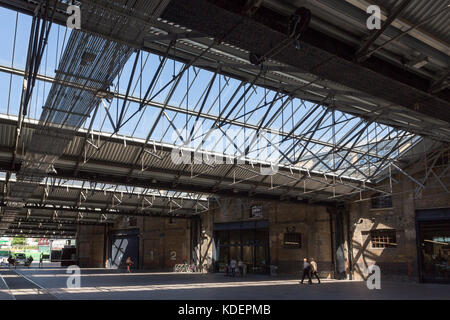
[77,225,106,268]
[201,199,334,277]
[140,217,190,270]
[349,159,450,282]
[110,216,191,270]
[77,216,191,270]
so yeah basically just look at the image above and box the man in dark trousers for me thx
[310,257,321,284]
[300,257,312,284]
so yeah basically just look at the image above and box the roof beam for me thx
[160,0,450,124]
[355,0,412,62]
[429,69,450,94]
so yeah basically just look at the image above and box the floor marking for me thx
[0,272,16,300]
[13,269,60,300]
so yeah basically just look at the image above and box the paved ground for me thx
[0,263,449,300]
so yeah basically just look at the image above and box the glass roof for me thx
[0,7,422,183]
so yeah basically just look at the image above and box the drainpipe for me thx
[328,208,335,279]
[103,225,107,268]
[345,206,353,280]
[199,218,203,271]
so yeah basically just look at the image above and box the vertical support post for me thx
[415,216,424,283]
[345,206,353,280]
[328,207,335,279]
[334,205,347,280]
[103,224,107,268]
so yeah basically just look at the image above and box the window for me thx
[371,193,393,209]
[371,229,397,248]
[283,233,302,249]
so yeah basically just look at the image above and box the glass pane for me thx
[420,221,450,283]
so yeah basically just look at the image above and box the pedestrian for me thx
[300,257,312,284]
[310,257,321,284]
[126,256,134,273]
[238,260,244,277]
[230,258,236,277]
[224,263,230,276]
[39,252,44,268]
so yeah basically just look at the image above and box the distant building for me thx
[0,237,12,249]
[26,238,38,246]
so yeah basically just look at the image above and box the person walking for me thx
[238,260,244,277]
[310,257,321,284]
[39,252,44,268]
[230,259,236,277]
[300,257,312,284]
[126,256,134,273]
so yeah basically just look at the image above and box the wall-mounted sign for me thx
[170,251,177,260]
[251,206,263,218]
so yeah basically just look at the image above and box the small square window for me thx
[371,229,397,248]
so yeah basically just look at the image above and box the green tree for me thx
[12,237,26,246]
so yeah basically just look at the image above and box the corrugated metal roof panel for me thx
[380,0,450,43]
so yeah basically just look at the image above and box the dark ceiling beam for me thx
[429,69,450,94]
[355,0,413,62]
[143,32,205,42]
[161,0,450,124]
[16,216,113,225]
[0,202,200,220]
[0,156,337,206]
[1,230,76,238]
[0,115,374,187]
[24,195,202,213]
[9,224,76,232]
[0,140,361,204]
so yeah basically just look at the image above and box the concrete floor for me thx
[0,263,449,300]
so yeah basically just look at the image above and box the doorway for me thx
[416,209,450,283]
[109,229,139,270]
[213,221,269,274]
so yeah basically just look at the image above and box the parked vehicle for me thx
[0,250,10,265]
[14,253,27,266]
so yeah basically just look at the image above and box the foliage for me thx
[11,237,26,246]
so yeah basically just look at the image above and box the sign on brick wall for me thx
[251,206,263,218]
